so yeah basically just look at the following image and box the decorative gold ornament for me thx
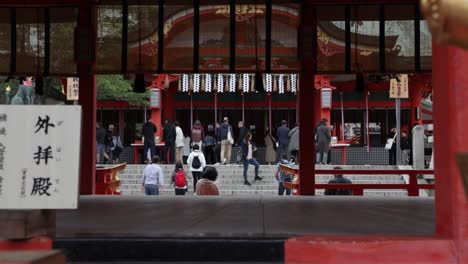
[216,5,263,22]
[421,0,468,49]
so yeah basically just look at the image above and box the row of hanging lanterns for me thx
[178,74,298,94]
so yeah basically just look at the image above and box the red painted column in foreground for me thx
[433,44,468,262]
[285,43,468,264]
[78,2,97,195]
[298,2,316,195]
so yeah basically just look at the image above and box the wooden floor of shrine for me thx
[56,195,434,238]
[53,196,434,262]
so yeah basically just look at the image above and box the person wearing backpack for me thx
[191,120,205,151]
[187,144,206,192]
[275,154,294,195]
[324,166,352,195]
[171,161,187,195]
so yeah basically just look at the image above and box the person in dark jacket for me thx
[163,119,176,164]
[400,130,411,165]
[275,120,290,163]
[316,118,331,164]
[142,118,157,163]
[237,121,249,146]
[214,122,221,164]
[96,122,109,164]
[241,132,262,186]
[324,166,352,195]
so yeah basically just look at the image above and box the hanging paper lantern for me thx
[193,74,200,93]
[182,74,189,92]
[278,74,285,94]
[291,74,297,93]
[229,74,236,93]
[242,74,250,93]
[217,74,224,93]
[205,74,212,93]
[265,74,272,93]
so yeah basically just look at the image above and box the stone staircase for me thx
[117,164,409,196]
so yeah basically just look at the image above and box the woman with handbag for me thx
[241,132,263,186]
[264,129,276,165]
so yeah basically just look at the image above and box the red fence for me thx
[314,169,435,196]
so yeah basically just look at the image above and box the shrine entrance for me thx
[0,0,467,263]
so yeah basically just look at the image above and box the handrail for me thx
[279,164,435,196]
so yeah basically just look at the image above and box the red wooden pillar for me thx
[433,43,468,262]
[162,84,176,125]
[298,2,316,195]
[78,2,97,195]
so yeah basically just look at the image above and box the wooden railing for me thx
[279,164,435,196]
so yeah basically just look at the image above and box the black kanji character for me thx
[0,127,6,135]
[0,114,6,122]
[31,177,52,196]
[34,115,55,134]
[33,146,53,165]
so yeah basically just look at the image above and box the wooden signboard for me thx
[0,105,82,209]
[389,74,409,99]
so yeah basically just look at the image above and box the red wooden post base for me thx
[0,237,52,251]
[286,236,455,264]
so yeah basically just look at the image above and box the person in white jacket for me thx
[174,121,185,164]
[187,144,206,192]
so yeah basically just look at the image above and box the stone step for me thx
[120,179,405,185]
[119,174,404,181]
[120,189,408,196]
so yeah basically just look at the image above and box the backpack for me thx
[174,170,187,188]
[105,134,114,148]
[192,128,202,142]
[192,155,201,169]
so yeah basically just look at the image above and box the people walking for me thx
[288,123,299,163]
[191,120,205,151]
[388,128,397,165]
[142,117,157,163]
[218,117,234,165]
[195,166,220,196]
[203,131,216,164]
[171,161,187,195]
[187,144,206,192]
[237,121,249,146]
[275,120,290,163]
[174,121,185,164]
[241,132,262,186]
[183,134,191,164]
[214,122,221,164]
[96,122,109,164]
[401,130,411,165]
[111,128,123,164]
[316,118,331,164]
[264,129,276,165]
[141,155,164,195]
[275,154,294,195]
[163,119,176,164]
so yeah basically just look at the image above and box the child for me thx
[171,161,187,195]
[187,144,206,192]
